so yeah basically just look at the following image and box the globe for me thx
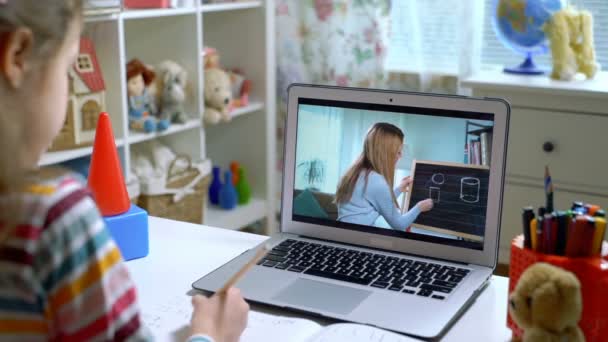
[492,0,563,74]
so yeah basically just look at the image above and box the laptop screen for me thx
[292,98,495,251]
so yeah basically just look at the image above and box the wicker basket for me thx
[137,155,210,224]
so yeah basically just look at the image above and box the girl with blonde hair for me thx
[336,122,433,230]
[0,1,247,341]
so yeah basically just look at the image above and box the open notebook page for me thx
[240,311,321,342]
[141,294,420,342]
[140,295,320,342]
[309,323,421,342]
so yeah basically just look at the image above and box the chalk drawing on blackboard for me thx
[429,186,440,203]
[431,173,445,185]
[460,177,480,203]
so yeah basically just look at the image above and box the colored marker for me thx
[555,211,569,256]
[522,207,534,249]
[592,217,606,255]
[580,216,596,257]
[530,218,538,251]
[585,204,600,216]
[565,216,583,257]
[544,213,557,255]
[594,209,605,218]
[572,202,586,215]
[537,211,545,253]
[544,166,554,213]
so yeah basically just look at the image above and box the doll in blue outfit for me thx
[126,59,169,133]
[336,122,434,230]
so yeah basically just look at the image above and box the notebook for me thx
[141,295,420,342]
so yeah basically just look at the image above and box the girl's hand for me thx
[416,199,434,212]
[190,288,250,342]
[397,176,413,193]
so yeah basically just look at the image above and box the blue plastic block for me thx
[104,204,149,261]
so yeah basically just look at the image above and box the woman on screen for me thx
[336,123,433,230]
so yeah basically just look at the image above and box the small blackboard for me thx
[405,160,490,241]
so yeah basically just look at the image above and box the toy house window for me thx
[77,54,94,73]
[81,100,100,131]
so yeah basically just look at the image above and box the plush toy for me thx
[203,46,220,70]
[509,263,585,342]
[156,60,189,125]
[127,59,166,133]
[204,68,233,125]
[227,69,251,108]
[545,7,601,81]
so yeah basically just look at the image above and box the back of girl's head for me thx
[336,122,404,205]
[0,1,83,63]
[0,0,83,224]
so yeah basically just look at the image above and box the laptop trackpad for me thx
[272,278,371,315]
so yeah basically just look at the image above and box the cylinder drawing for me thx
[460,177,480,203]
[429,186,440,203]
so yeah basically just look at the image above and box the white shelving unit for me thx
[205,197,267,230]
[41,1,276,234]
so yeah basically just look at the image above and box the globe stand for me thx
[504,53,544,75]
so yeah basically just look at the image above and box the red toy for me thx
[88,113,130,216]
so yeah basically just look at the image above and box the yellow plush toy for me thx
[544,7,600,81]
[509,263,585,342]
[203,68,232,125]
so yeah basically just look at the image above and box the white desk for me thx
[126,217,513,341]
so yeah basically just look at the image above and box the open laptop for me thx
[193,85,510,339]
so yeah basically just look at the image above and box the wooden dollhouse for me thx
[49,37,106,151]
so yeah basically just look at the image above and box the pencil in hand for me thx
[216,245,269,295]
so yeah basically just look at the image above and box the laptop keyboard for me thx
[257,239,471,300]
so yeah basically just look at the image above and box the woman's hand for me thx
[397,176,413,193]
[416,199,434,212]
[190,288,250,342]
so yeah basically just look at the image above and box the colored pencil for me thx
[544,166,554,213]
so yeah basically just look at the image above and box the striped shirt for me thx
[0,173,151,341]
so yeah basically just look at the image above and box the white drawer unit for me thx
[462,70,608,264]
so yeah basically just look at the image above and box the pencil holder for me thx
[507,235,608,341]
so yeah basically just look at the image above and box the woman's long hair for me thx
[335,122,404,207]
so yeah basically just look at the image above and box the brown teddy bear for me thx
[509,262,585,342]
[203,68,232,125]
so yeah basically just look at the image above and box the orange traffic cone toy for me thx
[88,112,131,216]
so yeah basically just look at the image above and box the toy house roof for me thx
[73,37,105,93]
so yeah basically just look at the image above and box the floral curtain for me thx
[275,0,391,170]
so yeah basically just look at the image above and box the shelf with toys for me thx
[40,0,277,235]
[200,1,262,13]
[128,118,201,144]
[201,2,277,234]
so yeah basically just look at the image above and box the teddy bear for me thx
[544,7,601,81]
[203,68,232,125]
[155,60,189,125]
[509,262,585,342]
